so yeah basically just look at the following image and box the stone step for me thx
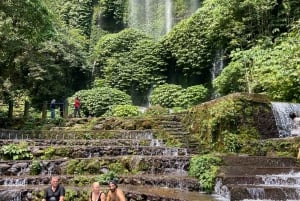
[25,145,188,158]
[0,184,218,201]
[0,129,156,140]
[0,174,200,191]
[0,156,191,176]
[221,156,300,167]
[227,185,300,201]
[218,174,300,186]
[219,166,300,176]
[0,138,160,147]
[121,174,200,191]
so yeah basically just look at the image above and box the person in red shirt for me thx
[74,97,81,117]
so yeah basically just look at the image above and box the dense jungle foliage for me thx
[0,0,300,115]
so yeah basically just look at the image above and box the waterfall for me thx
[165,0,173,33]
[127,0,200,39]
[145,0,151,33]
[189,0,200,13]
[211,49,224,81]
[271,102,300,137]
[211,49,225,98]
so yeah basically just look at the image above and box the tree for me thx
[214,22,300,102]
[0,0,54,101]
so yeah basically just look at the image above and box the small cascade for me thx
[258,171,300,187]
[214,178,230,200]
[246,188,265,200]
[0,190,22,201]
[4,178,27,186]
[271,102,300,137]
[150,139,162,146]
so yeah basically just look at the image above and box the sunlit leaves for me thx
[214,27,300,101]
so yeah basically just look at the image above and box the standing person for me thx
[89,182,106,201]
[50,99,56,119]
[74,97,81,117]
[42,176,65,201]
[106,180,126,201]
[289,112,300,135]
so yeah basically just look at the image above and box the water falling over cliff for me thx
[271,102,300,137]
[128,0,201,39]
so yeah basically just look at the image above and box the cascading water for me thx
[190,0,201,13]
[165,0,173,33]
[0,190,22,201]
[271,102,300,137]
[211,49,224,81]
[128,0,201,39]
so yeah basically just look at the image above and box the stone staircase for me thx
[154,114,199,154]
[215,155,300,201]
[0,116,218,201]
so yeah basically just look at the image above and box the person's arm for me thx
[42,188,47,201]
[59,196,64,201]
[100,192,106,201]
[116,189,126,201]
[106,191,111,201]
[59,186,65,201]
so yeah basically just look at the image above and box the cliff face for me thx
[182,93,279,153]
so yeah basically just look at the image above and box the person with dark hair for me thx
[89,182,105,201]
[50,99,56,119]
[289,112,300,136]
[74,97,81,118]
[42,176,65,201]
[106,180,126,201]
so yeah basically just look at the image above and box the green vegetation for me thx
[1,0,300,199]
[71,87,132,117]
[29,160,42,175]
[214,24,300,101]
[1,0,300,114]
[150,84,208,108]
[189,154,223,193]
[1,142,33,160]
[104,104,141,117]
[183,93,269,153]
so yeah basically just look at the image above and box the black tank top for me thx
[90,192,103,201]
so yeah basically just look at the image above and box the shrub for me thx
[175,85,208,108]
[150,84,183,108]
[150,84,208,108]
[189,154,222,193]
[104,104,141,117]
[143,105,169,117]
[29,160,42,175]
[70,87,132,117]
[1,142,33,160]
[96,171,119,185]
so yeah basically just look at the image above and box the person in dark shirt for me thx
[50,99,56,119]
[42,176,65,201]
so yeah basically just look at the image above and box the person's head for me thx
[290,112,297,119]
[92,182,100,193]
[108,180,118,192]
[50,176,60,188]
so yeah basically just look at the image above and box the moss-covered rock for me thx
[183,93,278,154]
